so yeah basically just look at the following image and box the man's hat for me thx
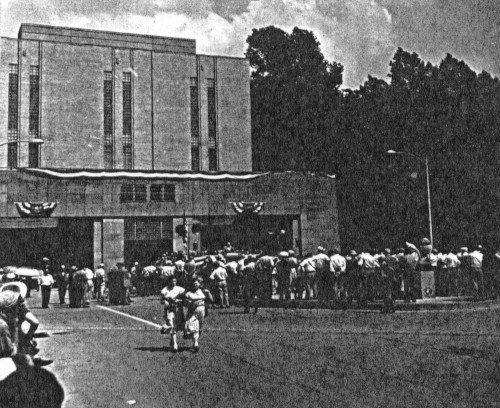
[279,251,289,258]
[349,250,357,256]
[0,281,27,299]
[460,247,468,252]
[99,263,105,268]
[42,257,49,262]
[317,246,325,252]
[0,290,20,310]
[5,272,16,281]
[288,250,295,256]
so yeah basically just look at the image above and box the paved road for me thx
[25,289,500,408]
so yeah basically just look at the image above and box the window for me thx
[28,144,39,168]
[122,72,132,135]
[8,64,18,167]
[207,78,218,171]
[190,77,200,171]
[150,184,176,202]
[29,66,40,138]
[120,184,147,203]
[191,146,200,172]
[104,71,113,168]
[134,185,147,202]
[125,218,173,241]
[123,72,132,169]
[123,144,132,170]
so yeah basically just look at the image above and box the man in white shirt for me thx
[312,247,332,302]
[210,261,230,308]
[357,249,379,304]
[39,270,54,309]
[330,249,346,301]
[468,245,484,298]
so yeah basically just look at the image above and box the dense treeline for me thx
[246,26,500,251]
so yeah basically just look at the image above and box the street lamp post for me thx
[387,150,433,247]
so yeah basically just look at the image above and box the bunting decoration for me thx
[231,202,264,215]
[14,202,57,218]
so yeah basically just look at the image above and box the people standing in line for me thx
[39,270,54,309]
[160,276,186,353]
[94,264,106,302]
[209,261,230,308]
[55,265,68,305]
[183,278,206,353]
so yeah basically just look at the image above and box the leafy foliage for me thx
[247,27,500,250]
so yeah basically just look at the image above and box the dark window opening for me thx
[28,144,39,168]
[29,66,39,138]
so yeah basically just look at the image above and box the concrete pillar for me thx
[93,220,103,272]
[102,218,124,269]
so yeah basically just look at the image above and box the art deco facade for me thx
[0,24,339,269]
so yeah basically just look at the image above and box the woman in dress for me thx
[160,276,185,352]
[183,278,206,352]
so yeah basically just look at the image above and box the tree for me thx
[246,26,343,172]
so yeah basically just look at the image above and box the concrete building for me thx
[0,24,339,270]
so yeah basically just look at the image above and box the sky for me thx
[1,0,499,89]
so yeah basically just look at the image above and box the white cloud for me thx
[0,0,397,87]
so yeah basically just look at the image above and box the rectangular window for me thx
[120,184,147,203]
[134,185,147,202]
[104,71,113,169]
[8,64,19,167]
[207,78,217,171]
[123,144,132,169]
[149,184,176,202]
[123,72,132,136]
[191,146,200,172]
[190,77,200,171]
[150,185,163,202]
[123,72,132,169]
[208,148,218,171]
[120,184,134,203]
[125,218,173,241]
[29,66,40,138]
[28,144,39,168]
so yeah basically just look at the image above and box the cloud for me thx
[5,0,496,88]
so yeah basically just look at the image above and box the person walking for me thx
[39,270,54,309]
[55,265,68,305]
[160,276,186,353]
[184,278,206,353]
